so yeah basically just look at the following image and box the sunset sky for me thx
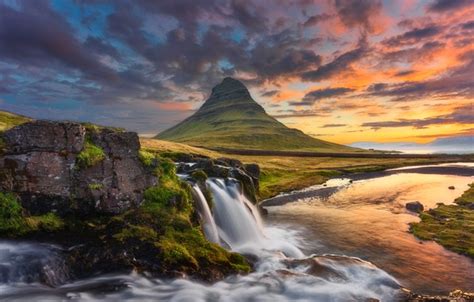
[0,0,473,145]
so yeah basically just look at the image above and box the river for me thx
[0,162,472,301]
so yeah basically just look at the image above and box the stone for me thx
[406,201,424,213]
[0,121,157,215]
[448,186,455,190]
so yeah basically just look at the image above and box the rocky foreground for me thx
[0,120,257,282]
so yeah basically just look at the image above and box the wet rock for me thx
[188,158,260,204]
[402,288,474,301]
[448,186,455,190]
[0,121,157,215]
[406,201,424,213]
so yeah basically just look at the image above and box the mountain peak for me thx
[208,77,251,103]
[156,77,355,153]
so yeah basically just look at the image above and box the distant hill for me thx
[156,77,357,152]
[0,110,31,131]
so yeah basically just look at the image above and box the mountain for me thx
[0,110,31,131]
[156,77,357,152]
[351,135,474,154]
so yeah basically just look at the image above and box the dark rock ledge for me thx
[0,120,251,284]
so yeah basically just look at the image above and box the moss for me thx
[88,183,103,190]
[410,183,474,258]
[191,169,208,182]
[0,135,5,155]
[0,192,64,235]
[77,141,105,168]
[25,213,64,232]
[455,183,474,207]
[113,224,158,242]
[139,150,156,167]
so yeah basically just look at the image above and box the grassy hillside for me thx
[156,78,358,153]
[0,110,31,131]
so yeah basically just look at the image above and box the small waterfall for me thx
[191,184,220,243]
[206,178,264,251]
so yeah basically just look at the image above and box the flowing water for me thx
[0,163,472,301]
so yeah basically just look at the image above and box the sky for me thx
[0,0,473,145]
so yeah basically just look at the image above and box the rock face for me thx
[406,201,424,213]
[178,157,260,203]
[0,121,157,215]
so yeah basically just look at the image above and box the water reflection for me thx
[268,172,474,295]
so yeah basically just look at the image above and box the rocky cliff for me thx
[0,120,157,215]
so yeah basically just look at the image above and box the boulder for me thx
[0,121,157,215]
[406,201,424,213]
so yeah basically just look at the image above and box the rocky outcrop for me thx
[406,201,424,213]
[178,157,260,203]
[0,121,157,215]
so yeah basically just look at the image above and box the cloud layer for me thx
[0,0,473,144]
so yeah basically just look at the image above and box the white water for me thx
[191,184,220,243]
[0,177,403,301]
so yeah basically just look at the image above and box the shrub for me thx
[139,150,156,167]
[191,170,208,182]
[77,141,105,168]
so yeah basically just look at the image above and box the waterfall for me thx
[192,178,303,258]
[191,184,220,244]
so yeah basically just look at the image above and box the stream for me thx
[0,163,472,301]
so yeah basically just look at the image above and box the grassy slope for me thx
[142,138,471,199]
[0,110,31,131]
[410,183,474,258]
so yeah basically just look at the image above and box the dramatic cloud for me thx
[361,105,473,130]
[382,25,442,47]
[333,0,384,33]
[427,0,473,12]
[301,44,367,81]
[0,0,472,143]
[291,87,354,106]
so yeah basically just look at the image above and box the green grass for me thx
[410,183,474,258]
[0,192,64,235]
[0,110,31,132]
[76,141,106,168]
[142,138,473,200]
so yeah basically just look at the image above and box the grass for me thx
[0,192,64,235]
[76,141,106,168]
[410,183,474,258]
[0,110,31,132]
[141,138,472,199]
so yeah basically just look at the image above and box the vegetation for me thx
[76,141,106,168]
[410,183,474,258]
[0,110,31,131]
[138,150,156,167]
[88,183,104,190]
[191,169,208,182]
[142,138,472,199]
[0,192,64,235]
[110,159,250,274]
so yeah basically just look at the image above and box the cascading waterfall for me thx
[191,184,220,243]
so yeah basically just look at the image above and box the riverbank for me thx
[141,138,474,200]
[263,166,474,295]
[410,183,474,258]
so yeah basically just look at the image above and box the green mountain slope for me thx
[156,78,358,152]
[0,110,31,132]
